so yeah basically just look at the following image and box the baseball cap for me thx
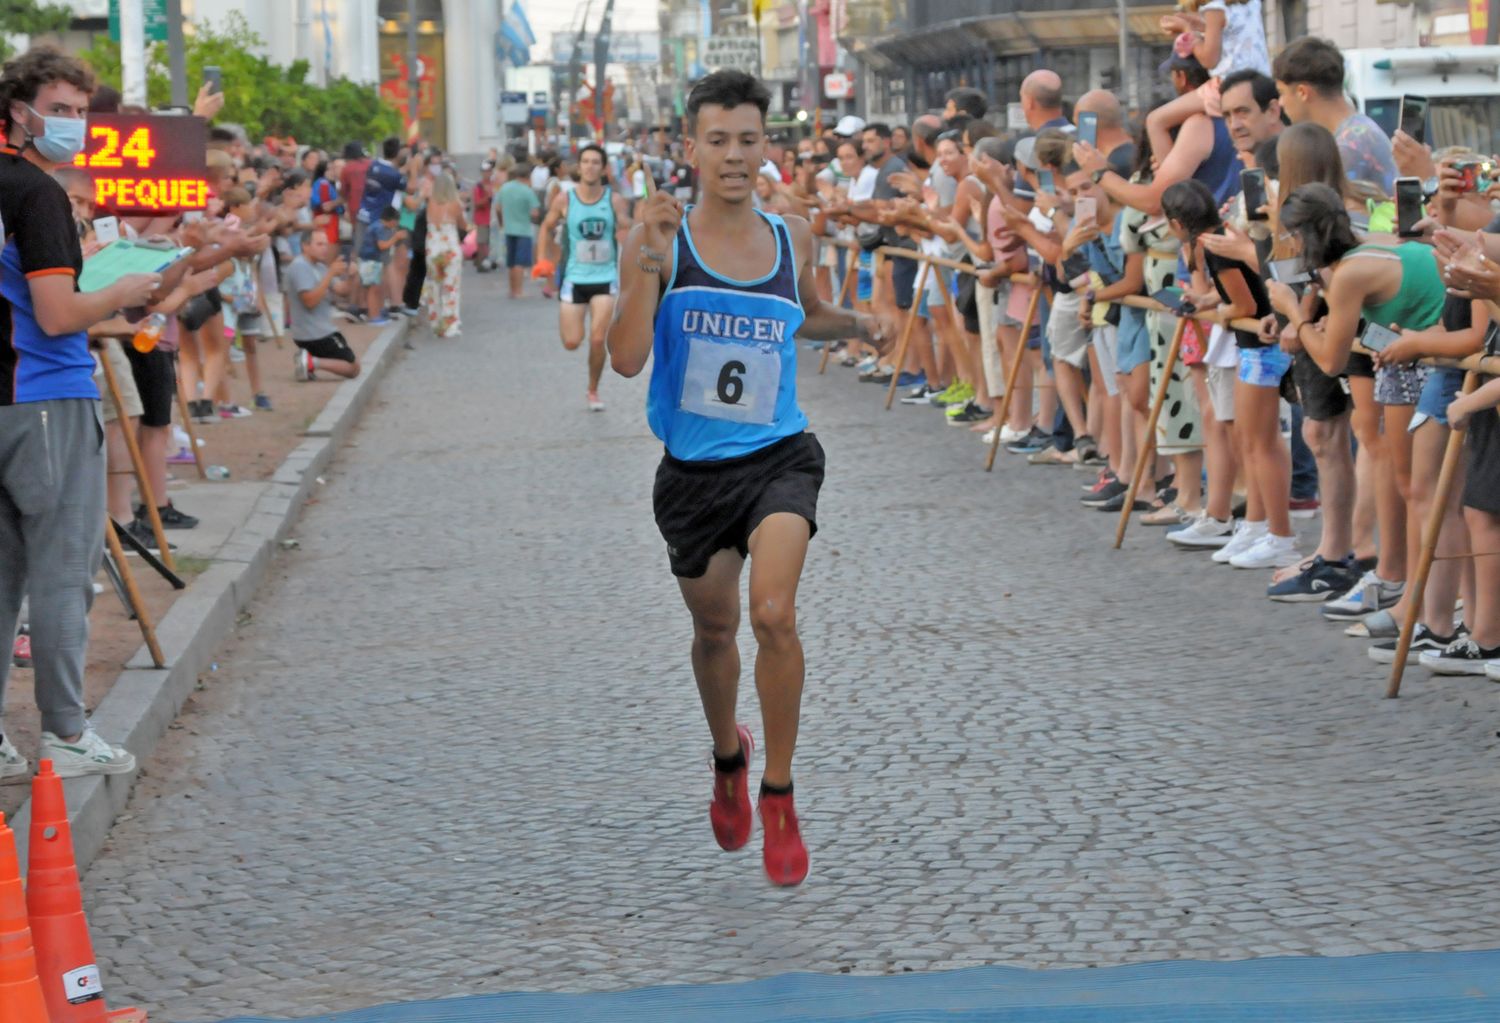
[1013,136,1040,170]
[834,115,866,137]
[1159,32,1205,79]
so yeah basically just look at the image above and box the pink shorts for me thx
[1007,282,1033,322]
[1197,77,1223,118]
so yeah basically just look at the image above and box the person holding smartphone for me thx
[1270,183,1447,621]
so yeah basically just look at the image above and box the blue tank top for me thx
[647,209,807,462]
[1192,117,1241,207]
[563,188,617,285]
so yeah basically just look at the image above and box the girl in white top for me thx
[1145,0,1272,165]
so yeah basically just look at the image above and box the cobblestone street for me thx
[82,271,1500,1022]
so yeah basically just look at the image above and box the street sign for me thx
[72,114,208,215]
[108,0,168,43]
[550,30,660,64]
[703,35,759,74]
[501,91,529,126]
[823,71,853,99]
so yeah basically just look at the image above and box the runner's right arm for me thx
[607,190,682,378]
[536,191,568,267]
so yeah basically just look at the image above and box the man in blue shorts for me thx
[607,71,895,886]
[537,145,632,411]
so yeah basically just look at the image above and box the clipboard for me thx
[79,240,193,294]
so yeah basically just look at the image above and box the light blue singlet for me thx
[646,208,807,462]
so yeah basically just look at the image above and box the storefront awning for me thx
[851,5,1178,72]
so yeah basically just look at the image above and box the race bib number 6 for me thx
[680,338,780,425]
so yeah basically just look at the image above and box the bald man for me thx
[1073,90,1136,174]
[1020,70,1068,131]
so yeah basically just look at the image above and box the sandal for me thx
[1139,503,1195,527]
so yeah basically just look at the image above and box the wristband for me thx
[639,245,667,263]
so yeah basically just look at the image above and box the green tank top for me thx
[563,188,617,286]
[1351,243,1445,331]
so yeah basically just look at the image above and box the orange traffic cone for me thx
[26,761,144,1023]
[0,810,50,1023]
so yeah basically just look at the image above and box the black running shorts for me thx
[294,332,357,363]
[653,432,825,578]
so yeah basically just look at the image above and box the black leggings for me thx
[402,209,427,310]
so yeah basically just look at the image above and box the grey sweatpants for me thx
[0,398,105,739]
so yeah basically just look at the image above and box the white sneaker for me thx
[1167,514,1234,549]
[1487,660,1500,682]
[1229,531,1302,570]
[1211,520,1266,564]
[999,424,1029,445]
[40,727,137,778]
[0,736,28,780]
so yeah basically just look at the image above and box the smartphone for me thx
[1077,111,1098,149]
[1398,94,1428,145]
[1394,176,1424,237]
[1453,158,1495,193]
[203,65,223,96]
[1073,196,1097,227]
[1241,168,1269,221]
[1267,257,1310,285]
[1151,286,1189,314]
[1360,322,1401,353]
[1039,169,1055,193]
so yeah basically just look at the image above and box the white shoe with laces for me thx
[0,736,27,780]
[1229,531,1302,570]
[1211,520,1266,564]
[1167,514,1235,549]
[41,727,137,778]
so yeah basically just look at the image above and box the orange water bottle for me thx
[130,313,166,353]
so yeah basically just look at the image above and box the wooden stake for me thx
[987,283,1044,472]
[819,247,859,375]
[97,340,175,572]
[174,388,207,480]
[1386,370,1479,698]
[1114,316,1190,549]
[884,259,931,410]
[105,516,164,668]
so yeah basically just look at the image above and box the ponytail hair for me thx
[1279,182,1360,269]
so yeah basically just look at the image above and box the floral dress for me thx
[421,211,463,338]
[1119,196,1202,454]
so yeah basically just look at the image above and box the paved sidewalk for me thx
[82,272,1500,1022]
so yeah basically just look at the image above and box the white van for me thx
[1344,46,1500,155]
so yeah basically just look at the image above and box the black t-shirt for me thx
[1205,247,1271,347]
[0,146,90,405]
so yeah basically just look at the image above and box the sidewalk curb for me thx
[13,318,413,873]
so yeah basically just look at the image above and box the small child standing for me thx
[359,206,406,325]
[473,161,496,272]
[220,187,275,411]
[289,231,362,382]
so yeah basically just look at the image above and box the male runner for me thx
[607,70,895,886]
[537,144,631,411]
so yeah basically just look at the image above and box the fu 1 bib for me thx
[679,337,781,425]
[574,238,612,264]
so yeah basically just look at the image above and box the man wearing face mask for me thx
[0,47,162,780]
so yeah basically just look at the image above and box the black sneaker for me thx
[1419,637,1500,675]
[1081,479,1128,507]
[1073,434,1103,464]
[1005,426,1051,454]
[900,384,939,405]
[189,398,214,424]
[154,503,199,530]
[1265,555,1360,604]
[1368,624,1461,665]
[1095,490,1151,513]
[946,400,991,424]
[124,518,177,553]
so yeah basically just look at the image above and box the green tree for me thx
[0,0,75,63]
[78,12,401,147]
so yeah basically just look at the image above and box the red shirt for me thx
[340,158,371,220]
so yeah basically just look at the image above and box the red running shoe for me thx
[12,631,31,668]
[758,789,809,886]
[709,724,755,851]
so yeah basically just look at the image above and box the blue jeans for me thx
[1290,403,1318,501]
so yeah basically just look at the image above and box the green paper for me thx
[79,240,192,294]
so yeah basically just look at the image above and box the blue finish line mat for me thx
[210,949,1500,1022]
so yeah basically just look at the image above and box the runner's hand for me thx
[639,190,684,253]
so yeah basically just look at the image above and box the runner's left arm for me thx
[786,215,894,352]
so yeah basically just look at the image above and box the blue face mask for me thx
[26,105,86,163]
